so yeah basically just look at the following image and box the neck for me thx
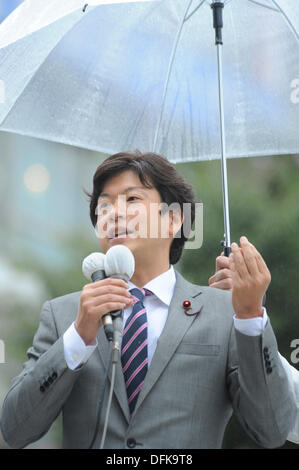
[130,260,171,287]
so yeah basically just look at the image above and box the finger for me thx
[228,253,237,276]
[210,278,233,291]
[243,237,269,278]
[240,236,259,277]
[216,254,230,272]
[231,242,248,279]
[209,273,221,286]
[228,253,236,276]
[255,252,270,276]
[209,269,225,285]
[244,240,268,275]
[90,293,134,307]
[92,278,129,289]
[210,269,232,284]
[84,283,132,298]
[96,302,131,316]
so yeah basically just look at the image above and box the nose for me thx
[106,195,127,223]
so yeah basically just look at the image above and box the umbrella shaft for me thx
[216,43,231,253]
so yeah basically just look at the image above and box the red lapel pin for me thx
[182,299,202,316]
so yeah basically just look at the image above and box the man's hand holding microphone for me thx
[76,246,135,345]
[75,278,133,345]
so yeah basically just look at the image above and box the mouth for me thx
[108,229,133,241]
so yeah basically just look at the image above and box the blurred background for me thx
[0,0,298,449]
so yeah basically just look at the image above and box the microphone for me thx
[82,252,114,342]
[104,245,135,359]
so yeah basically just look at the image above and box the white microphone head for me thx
[82,252,106,281]
[104,245,135,282]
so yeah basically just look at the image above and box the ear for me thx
[168,207,184,238]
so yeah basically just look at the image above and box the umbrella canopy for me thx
[0,0,298,163]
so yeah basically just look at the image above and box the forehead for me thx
[99,170,153,198]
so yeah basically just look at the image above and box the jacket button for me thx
[263,347,269,354]
[266,367,272,374]
[39,385,45,393]
[265,360,271,367]
[127,438,136,448]
[52,372,58,380]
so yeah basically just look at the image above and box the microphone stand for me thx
[88,340,113,449]
[99,310,123,449]
[88,308,124,449]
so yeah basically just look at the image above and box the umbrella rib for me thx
[152,0,194,153]
[247,0,280,12]
[270,0,299,43]
[184,0,206,23]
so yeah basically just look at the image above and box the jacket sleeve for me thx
[278,353,299,444]
[0,300,84,449]
[226,318,297,448]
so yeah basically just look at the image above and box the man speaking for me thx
[0,151,296,448]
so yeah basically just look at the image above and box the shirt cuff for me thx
[63,322,98,370]
[233,307,268,336]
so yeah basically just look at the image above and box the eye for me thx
[127,196,139,201]
[98,201,112,210]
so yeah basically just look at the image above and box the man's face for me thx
[96,170,174,260]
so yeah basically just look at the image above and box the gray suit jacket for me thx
[0,270,296,448]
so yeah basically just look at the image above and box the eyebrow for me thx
[98,186,147,199]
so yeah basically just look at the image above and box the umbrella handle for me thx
[221,240,231,257]
[211,1,224,45]
[220,239,266,305]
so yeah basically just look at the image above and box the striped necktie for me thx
[121,287,152,416]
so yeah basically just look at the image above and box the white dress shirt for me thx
[63,264,268,370]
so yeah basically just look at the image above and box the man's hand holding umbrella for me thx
[228,236,270,319]
[209,236,271,318]
[209,235,299,445]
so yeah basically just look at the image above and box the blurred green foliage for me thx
[3,154,299,449]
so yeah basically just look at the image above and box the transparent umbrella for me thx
[0,0,298,252]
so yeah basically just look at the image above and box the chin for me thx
[105,235,138,250]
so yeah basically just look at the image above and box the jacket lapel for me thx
[134,270,204,415]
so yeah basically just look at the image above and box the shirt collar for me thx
[127,265,176,307]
